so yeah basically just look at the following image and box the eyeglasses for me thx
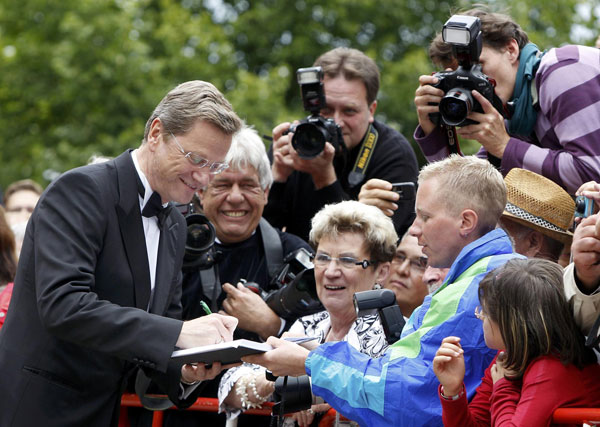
[474,306,487,321]
[392,253,428,272]
[313,253,373,270]
[169,132,229,174]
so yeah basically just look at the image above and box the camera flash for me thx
[297,67,322,85]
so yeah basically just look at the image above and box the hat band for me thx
[505,202,567,233]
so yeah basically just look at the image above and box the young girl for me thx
[433,258,600,426]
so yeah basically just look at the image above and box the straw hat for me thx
[502,168,575,245]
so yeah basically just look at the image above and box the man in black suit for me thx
[0,80,243,426]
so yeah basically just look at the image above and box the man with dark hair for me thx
[264,47,418,241]
[414,8,600,194]
[0,80,243,426]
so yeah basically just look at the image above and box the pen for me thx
[199,301,212,315]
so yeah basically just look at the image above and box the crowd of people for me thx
[0,6,599,427]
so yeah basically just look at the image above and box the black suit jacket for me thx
[0,151,196,426]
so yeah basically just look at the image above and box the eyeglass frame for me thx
[391,252,428,272]
[168,131,229,174]
[312,253,373,270]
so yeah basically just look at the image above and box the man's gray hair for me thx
[225,126,273,190]
[143,80,242,140]
[419,155,506,235]
[309,200,398,264]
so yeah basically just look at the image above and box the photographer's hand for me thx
[221,282,281,339]
[414,74,445,136]
[571,214,600,294]
[458,90,510,158]
[577,181,600,215]
[271,122,296,183]
[358,178,399,217]
[289,142,337,190]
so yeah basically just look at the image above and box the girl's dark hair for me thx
[479,258,595,378]
[0,205,17,286]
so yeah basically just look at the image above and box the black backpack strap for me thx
[258,218,284,279]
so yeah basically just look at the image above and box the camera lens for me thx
[439,88,473,126]
[185,214,215,255]
[292,122,327,158]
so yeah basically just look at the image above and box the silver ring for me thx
[307,408,315,415]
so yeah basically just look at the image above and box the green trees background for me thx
[0,0,598,189]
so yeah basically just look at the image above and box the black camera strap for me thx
[441,124,463,156]
[348,124,378,188]
[258,218,284,279]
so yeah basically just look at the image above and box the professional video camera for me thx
[286,66,345,158]
[353,288,405,345]
[429,15,506,127]
[244,248,323,319]
[174,202,218,270]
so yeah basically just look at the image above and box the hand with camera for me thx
[272,121,337,189]
[414,74,446,136]
[571,214,600,294]
[221,282,282,340]
[576,181,600,215]
[455,90,510,159]
[271,122,297,183]
[358,178,400,217]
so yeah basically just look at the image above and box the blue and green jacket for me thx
[306,229,521,426]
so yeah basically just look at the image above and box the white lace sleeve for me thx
[217,363,268,419]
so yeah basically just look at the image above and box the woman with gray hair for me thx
[218,200,397,426]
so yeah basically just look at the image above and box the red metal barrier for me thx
[119,393,274,427]
[552,408,600,425]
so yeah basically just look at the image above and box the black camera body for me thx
[264,248,323,319]
[353,288,405,345]
[429,15,505,127]
[175,202,218,270]
[288,66,345,159]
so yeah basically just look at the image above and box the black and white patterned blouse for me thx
[218,311,389,420]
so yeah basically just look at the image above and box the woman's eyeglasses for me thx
[313,253,373,270]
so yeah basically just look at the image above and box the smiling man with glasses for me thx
[0,80,244,427]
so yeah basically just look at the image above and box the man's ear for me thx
[147,118,163,151]
[459,209,479,237]
[368,100,377,123]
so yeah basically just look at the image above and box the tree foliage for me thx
[0,0,597,189]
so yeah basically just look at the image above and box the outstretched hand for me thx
[242,336,309,377]
[433,336,465,396]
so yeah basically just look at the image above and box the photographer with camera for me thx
[414,8,600,194]
[264,47,418,242]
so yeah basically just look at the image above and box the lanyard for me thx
[348,124,378,188]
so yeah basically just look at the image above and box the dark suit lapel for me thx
[114,151,152,310]
[150,212,179,314]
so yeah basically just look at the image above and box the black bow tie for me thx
[141,191,171,227]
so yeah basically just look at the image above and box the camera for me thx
[286,66,345,158]
[391,182,416,200]
[353,289,405,344]
[575,195,595,219]
[263,248,324,319]
[429,15,505,127]
[175,202,218,269]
